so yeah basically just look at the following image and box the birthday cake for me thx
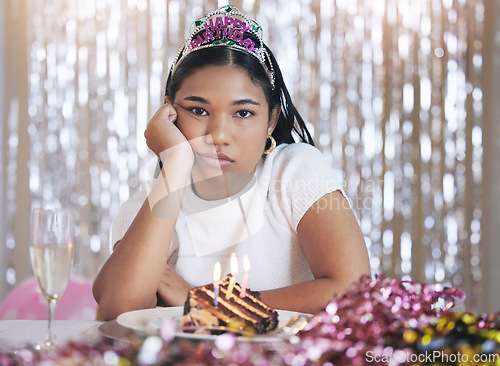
[179,274,279,335]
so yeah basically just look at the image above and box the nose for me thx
[206,115,232,146]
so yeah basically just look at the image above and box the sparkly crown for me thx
[169,5,275,88]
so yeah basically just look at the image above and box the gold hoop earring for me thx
[263,135,276,155]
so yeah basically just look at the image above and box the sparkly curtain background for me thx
[1,0,497,313]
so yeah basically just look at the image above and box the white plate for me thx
[116,306,310,342]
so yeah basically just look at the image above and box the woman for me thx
[93,5,370,321]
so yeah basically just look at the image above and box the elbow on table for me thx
[338,265,372,291]
[95,299,124,321]
[91,284,128,320]
[322,270,372,303]
[92,280,158,321]
[97,288,157,321]
[95,298,147,321]
[93,290,154,321]
[327,265,371,305]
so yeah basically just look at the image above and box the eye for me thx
[187,107,208,116]
[234,109,254,118]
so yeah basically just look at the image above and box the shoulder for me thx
[260,142,328,171]
[270,142,324,161]
[259,142,339,180]
[257,142,344,194]
[257,143,345,230]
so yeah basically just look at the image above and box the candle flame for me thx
[240,255,250,298]
[243,255,250,272]
[231,253,238,275]
[213,261,221,282]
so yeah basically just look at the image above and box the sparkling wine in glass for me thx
[29,208,75,349]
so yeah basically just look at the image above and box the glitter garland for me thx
[1,276,498,366]
[294,275,467,365]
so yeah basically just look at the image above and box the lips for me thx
[196,152,235,169]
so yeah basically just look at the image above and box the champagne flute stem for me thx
[46,298,57,347]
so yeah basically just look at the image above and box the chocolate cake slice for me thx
[180,274,279,335]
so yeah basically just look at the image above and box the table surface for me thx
[0,320,104,349]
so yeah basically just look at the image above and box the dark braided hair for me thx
[263,44,314,146]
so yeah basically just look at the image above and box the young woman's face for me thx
[172,65,277,196]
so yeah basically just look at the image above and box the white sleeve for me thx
[272,143,345,230]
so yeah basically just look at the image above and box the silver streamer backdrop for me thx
[2,0,498,313]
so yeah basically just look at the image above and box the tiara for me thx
[169,5,275,88]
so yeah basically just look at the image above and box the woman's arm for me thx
[259,190,370,315]
[93,101,193,320]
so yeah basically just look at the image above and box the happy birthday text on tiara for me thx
[190,16,259,54]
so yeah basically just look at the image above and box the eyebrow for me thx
[183,96,260,106]
[183,96,209,103]
[233,99,260,106]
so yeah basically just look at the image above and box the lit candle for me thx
[239,255,250,298]
[213,261,221,306]
[226,253,238,300]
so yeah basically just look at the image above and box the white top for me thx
[111,143,345,291]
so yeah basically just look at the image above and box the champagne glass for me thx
[29,208,75,349]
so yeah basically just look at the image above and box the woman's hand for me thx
[157,264,192,307]
[145,98,189,158]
